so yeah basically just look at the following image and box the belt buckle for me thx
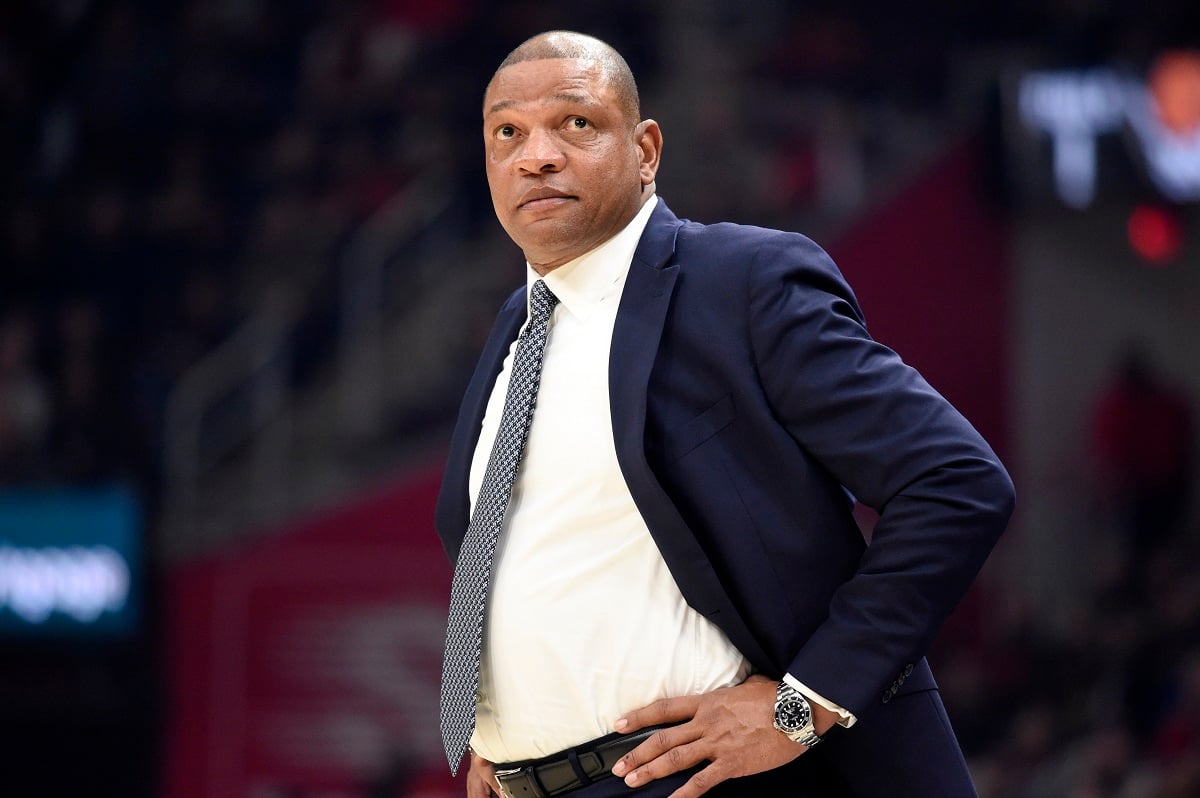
[494,765,544,798]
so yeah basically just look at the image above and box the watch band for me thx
[774,681,823,748]
[791,726,823,748]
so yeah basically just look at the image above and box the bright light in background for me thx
[0,486,141,637]
[1019,68,1128,208]
[1126,204,1183,265]
[1150,50,1200,134]
[0,544,129,623]
[1019,52,1200,207]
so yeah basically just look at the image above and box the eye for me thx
[495,124,517,140]
[568,116,589,130]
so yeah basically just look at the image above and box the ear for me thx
[634,120,663,187]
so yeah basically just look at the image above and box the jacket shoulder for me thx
[669,216,848,295]
[675,217,832,267]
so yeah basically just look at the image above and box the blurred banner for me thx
[1005,49,1200,209]
[0,485,141,638]
[163,468,459,798]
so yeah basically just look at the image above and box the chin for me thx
[514,228,579,259]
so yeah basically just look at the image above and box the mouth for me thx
[518,187,575,211]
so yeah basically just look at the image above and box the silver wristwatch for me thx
[773,680,823,747]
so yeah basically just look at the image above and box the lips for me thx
[518,186,575,210]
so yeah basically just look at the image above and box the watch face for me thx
[775,696,812,733]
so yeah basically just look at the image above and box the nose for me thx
[515,127,565,174]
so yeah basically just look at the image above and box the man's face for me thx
[482,58,660,273]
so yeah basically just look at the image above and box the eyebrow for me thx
[486,92,599,116]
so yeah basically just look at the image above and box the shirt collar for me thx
[526,194,658,323]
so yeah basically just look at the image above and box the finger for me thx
[612,722,703,778]
[472,754,501,795]
[467,771,497,798]
[614,694,701,733]
[668,763,728,798]
[623,740,713,790]
[617,732,709,787]
[466,770,493,798]
[468,754,500,798]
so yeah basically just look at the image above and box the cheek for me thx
[484,163,511,204]
[589,160,634,203]
[485,148,510,178]
[597,145,640,186]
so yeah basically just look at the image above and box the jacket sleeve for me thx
[745,230,1015,717]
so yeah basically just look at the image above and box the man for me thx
[435,30,1014,798]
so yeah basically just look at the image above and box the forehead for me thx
[483,58,614,118]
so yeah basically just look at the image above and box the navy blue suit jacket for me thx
[435,200,1014,795]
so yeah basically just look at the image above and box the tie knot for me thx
[530,279,559,322]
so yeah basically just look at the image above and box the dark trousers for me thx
[540,757,852,798]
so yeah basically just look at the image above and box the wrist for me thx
[772,680,823,747]
[810,701,839,737]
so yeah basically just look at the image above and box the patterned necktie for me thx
[440,279,560,774]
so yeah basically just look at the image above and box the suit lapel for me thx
[609,201,681,470]
[610,201,774,671]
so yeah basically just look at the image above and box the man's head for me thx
[482,31,662,274]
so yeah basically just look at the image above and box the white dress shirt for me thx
[468,195,850,764]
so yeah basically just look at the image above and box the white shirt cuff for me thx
[783,673,857,729]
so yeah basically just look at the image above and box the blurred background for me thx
[2,0,1199,796]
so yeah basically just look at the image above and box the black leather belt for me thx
[493,725,673,798]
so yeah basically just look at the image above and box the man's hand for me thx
[610,675,836,798]
[467,752,502,797]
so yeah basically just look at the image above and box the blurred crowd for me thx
[940,353,1199,798]
[2,2,1200,797]
[1,0,483,500]
[955,522,1200,798]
